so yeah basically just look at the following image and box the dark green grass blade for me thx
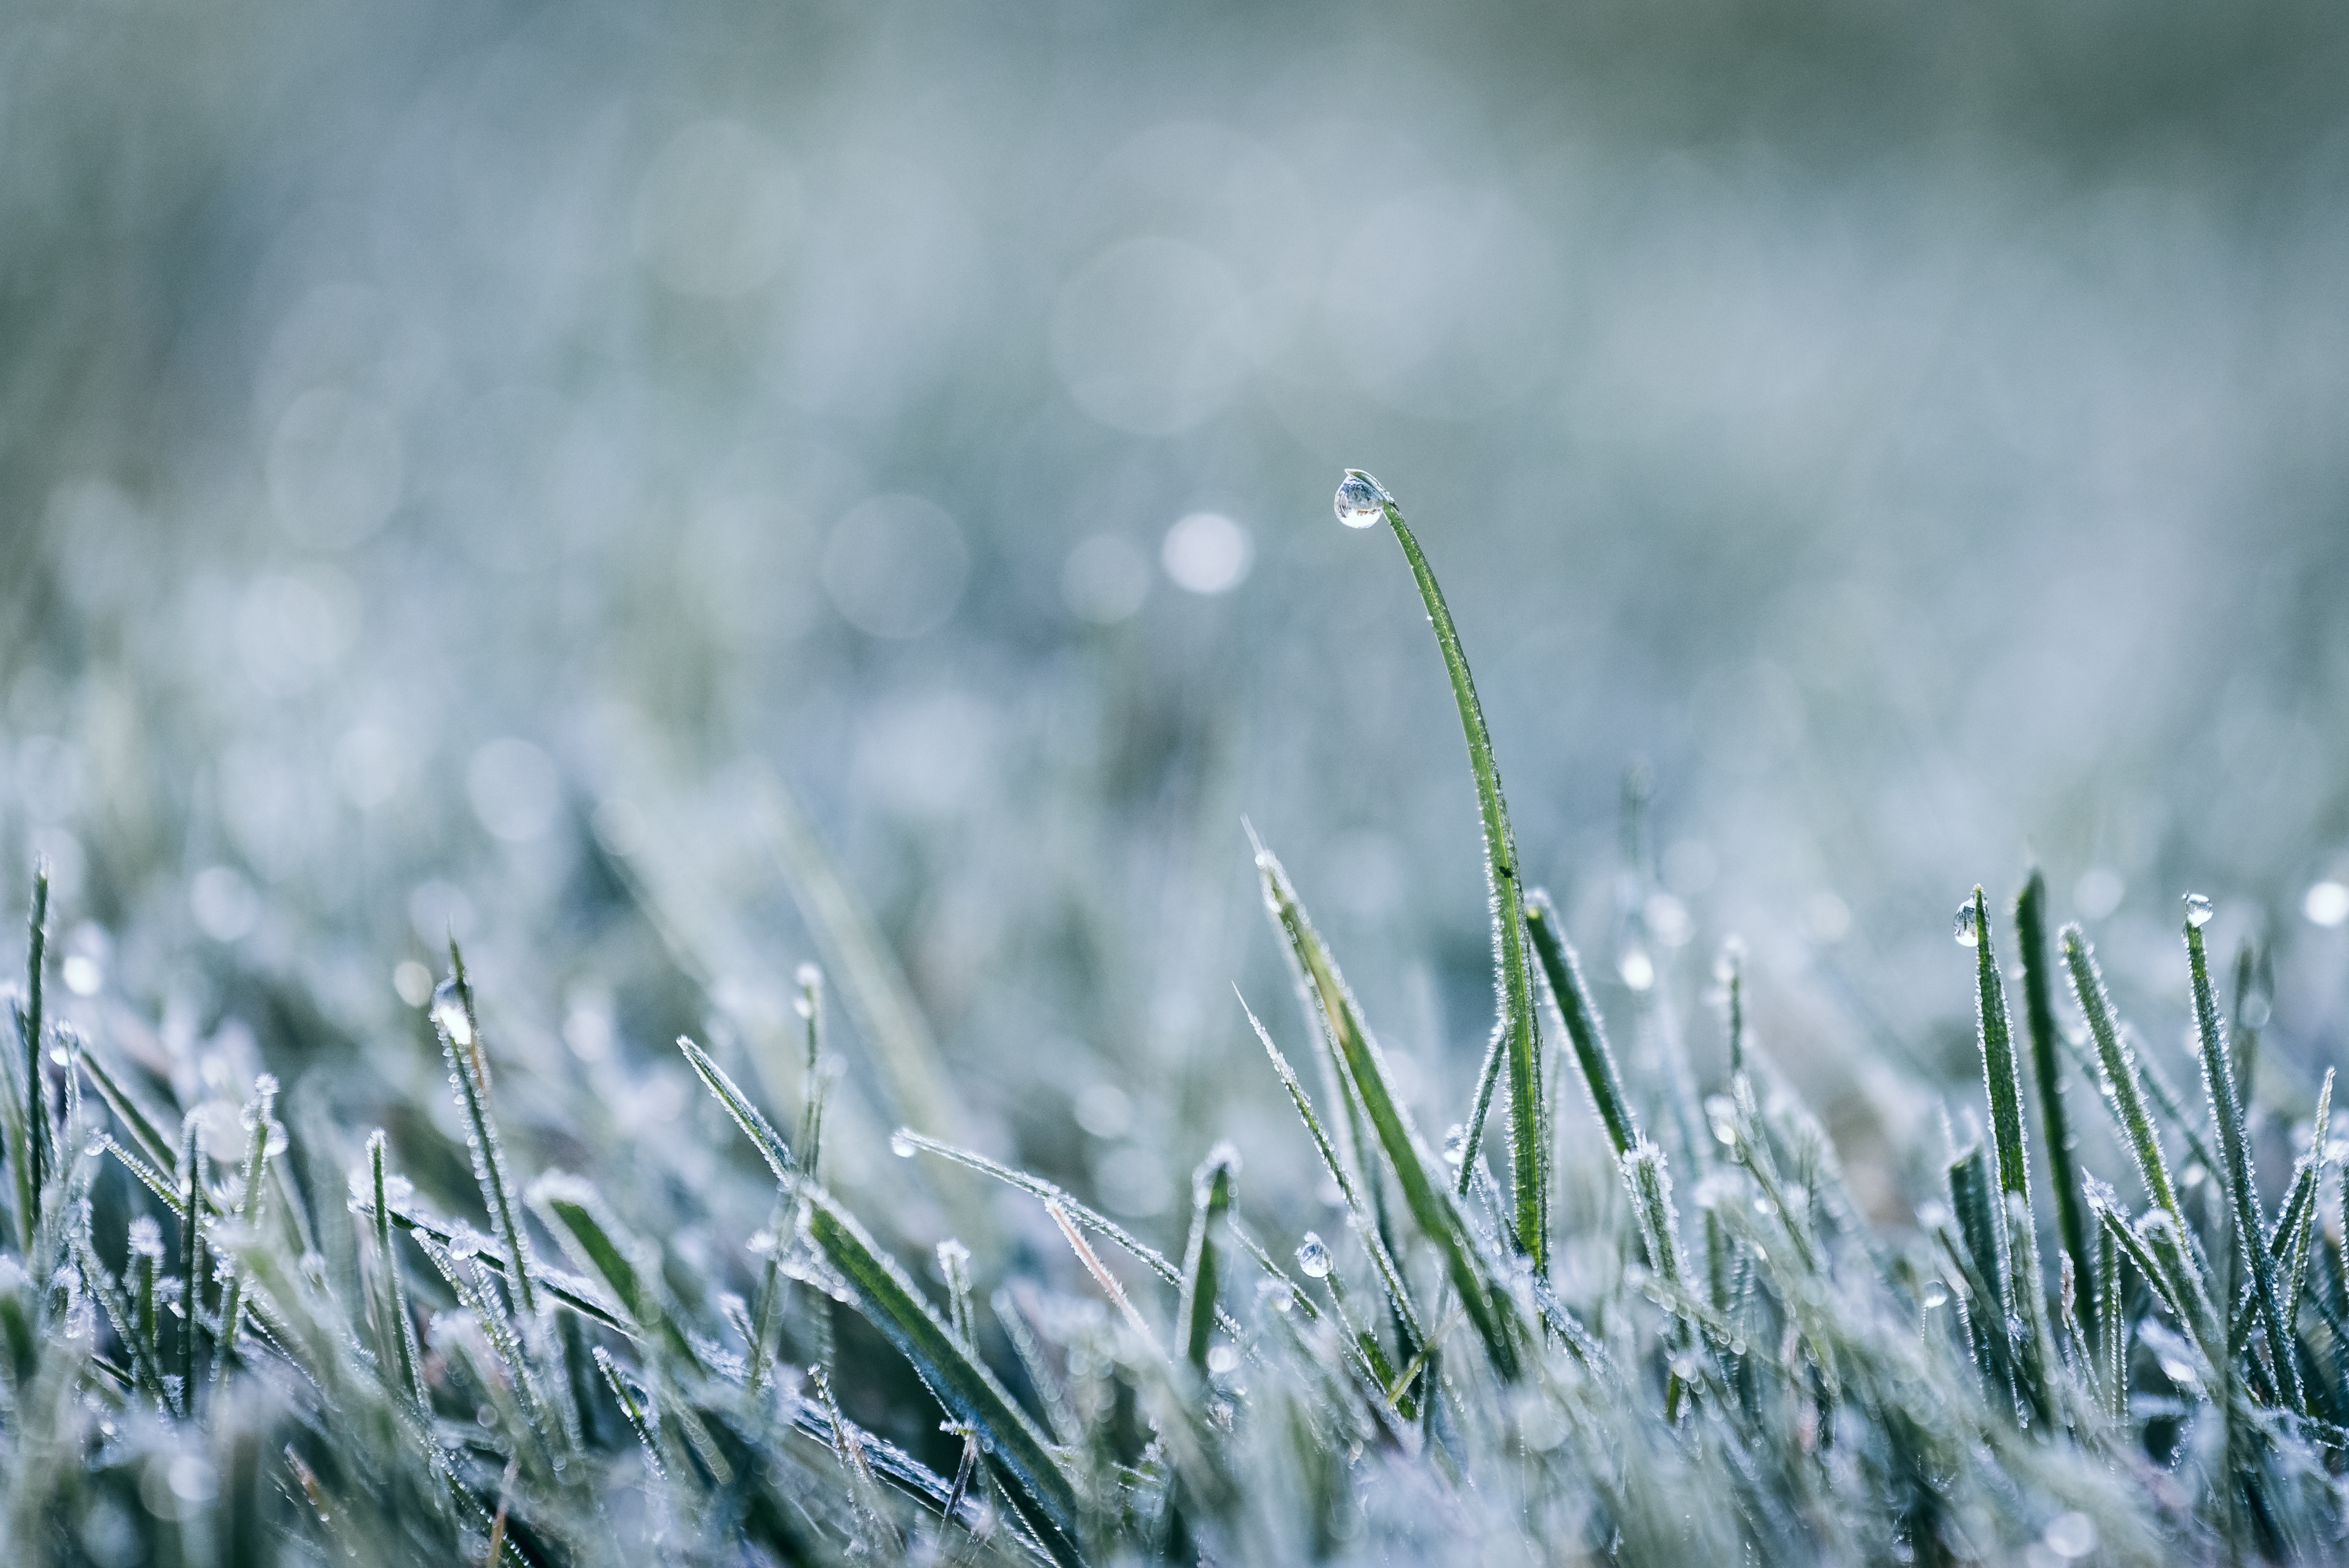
[2188,911,2300,1411]
[435,948,538,1321]
[2060,926,2182,1219]
[1256,844,1522,1383]
[1178,1147,1236,1374]
[75,1045,177,1177]
[368,1131,425,1407]
[1350,472,1544,1273]
[1967,888,2034,1304]
[799,1184,1084,1564]
[676,1034,796,1181]
[2015,874,2092,1342]
[1525,890,1638,1160]
[15,868,49,1255]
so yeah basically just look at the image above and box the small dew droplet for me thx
[1295,1233,1333,1279]
[1921,1280,1949,1309]
[2184,892,2214,929]
[2180,1162,2207,1189]
[1334,473,1385,529]
[889,1129,918,1159]
[1618,946,1656,992]
[1443,1125,1468,1167]
[1953,901,1980,948]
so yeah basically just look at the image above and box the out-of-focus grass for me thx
[2,473,2346,1564]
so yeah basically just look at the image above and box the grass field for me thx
[1,471,2343,1565]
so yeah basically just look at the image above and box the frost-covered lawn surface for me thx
[2,474,2347,1566]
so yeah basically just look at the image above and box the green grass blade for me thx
[1965,888,2035,1312]
[1256,844,1523,1383]
[433,948,538,1322]
[2284,1070,2333,1342]
[677,1034,797,1182]
[2187,906,2300,1411]
[1347,472,1544,1272]
[2015,874,2093,1343]
[75,1045,177,1177]
[1525,890,1638,1160]
[211,1073,279,1383]
[1236,992,1424,1353]
[16,867,49,1254]
[2059,926,2181,1219]
[1178,1146,1236,1374]
[889,1127,1181,1289]
[799,1184,1085,1564]
[368,1131,425,1408]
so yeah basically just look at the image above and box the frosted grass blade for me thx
[211,1073,279,1383]
[798,1184,1084,1564]
[2187,906,2300,1410]
[1965,889,2036,1312]
[1237,992,1424,1354]
[433,948,538,1321]
[1177,1146,1236,1374]
[2060,926,2182,1219]
[1256,844,1523,1382]
[888,1128,1183,1290]
[2015,874,2092,1342]
[1525,891,1638,1159]
[75,1045,177,1177]
[1345,472,1544,1270]
[367,1131,425,1407]
[676,1034,795,1182]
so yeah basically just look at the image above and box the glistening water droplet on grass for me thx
[1333,471,1385,528]
[2184,891,2214,928]
[1954,901,1980,947]
[1295,1233,1333,1278]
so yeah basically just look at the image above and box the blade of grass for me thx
[798,1182,1085,1565]
[211,1074,279,1384]
[887,1129,1182,1291]
[432,948,537,1323]
[75,1046,177,1177]
[15,866,49,1255]
[367,1131,425,1408]
[1966,889,2037,1317]
[1256,843,1523,1382]
[1524,891,1638,1160]
[1178,1146,1237,1376]
[2187,903,2300,1411]
[2060,926,2182,1220]
[676,1034,795,1182]
[1236,992,1424,1356]
[1347,472,1544,1272]
[2015,873,2093,1346]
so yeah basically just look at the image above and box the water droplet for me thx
[1712,939,1744,987]
[2158,1354,2197,1386]
[1921,1280,1949,1309]
[1295,1233,1333,1279]
[2180,1162,2207,1189]
[1704,1095,1737,1145]
[1618,945,1655,992]
[1443,1125,1468,1167]
[2306,880,2349,929]
[1953,901,1980,947]
[2183,892,2214,929]
[1334,472,1385,529]
[1205,1343,1239,1375]
[1256,1278,1295,1313]
[2043,1511,2098,1559]
[889,1129,918,1159]
[429,978,473,1046]
[2240,994,2271,1029]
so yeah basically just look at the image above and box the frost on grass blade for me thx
[798,1184,1084,1566]
[1255,843,1526,1382]
[1338,471,1546,1271]
[1178,1144,1237,1375]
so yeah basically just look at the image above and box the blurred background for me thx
[5,0,2349,1278]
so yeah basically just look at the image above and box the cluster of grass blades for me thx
[1,471,2346,1563]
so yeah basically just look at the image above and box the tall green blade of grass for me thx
[1524,890,1638,1161]
[1343,472,1545,1273]
[13,867,49,1255]
[432,946,538,1324]
[2186,900,2301,1412]
[2014,873,2092,1343]
[1965,886,2057,1420]
[1256,843,1524,1383]
[1178,1146,1237,1375]
[797,1183,1085,1566]
[367,1131,425,1407]
[209,1074,279,1384]
[2059,925,2182,1221]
